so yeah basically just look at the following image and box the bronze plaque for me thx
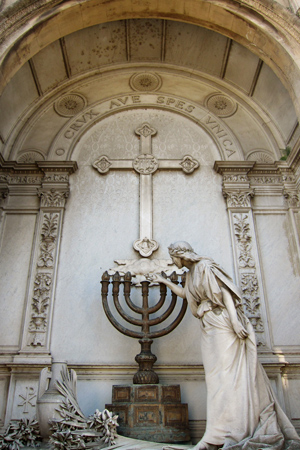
[112,386,131,402]
[134,405,160,426]
[162,385,181,403]
[135,385,159,402]
[164,405,188,427]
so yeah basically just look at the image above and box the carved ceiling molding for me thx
[17,150,45,163]
[206,93,237,118]
[246,150,275,163]
[54,94,87,117]
[130,72,162,92]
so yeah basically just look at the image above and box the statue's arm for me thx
[148,273,186,298]
[221,287,248,339]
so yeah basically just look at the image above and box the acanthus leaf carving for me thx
[283,189,300,208]
[223,189,254,208]
[233,213,265,344]
[38,188,69,207]
[233,214,255,268]
[37,213,59,268]
[28,272,52,346]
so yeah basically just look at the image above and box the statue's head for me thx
[168,241,200,263]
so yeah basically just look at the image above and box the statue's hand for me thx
[145,273,167,284]
[232,320,249,339]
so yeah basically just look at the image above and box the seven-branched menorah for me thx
[101,271,187,384]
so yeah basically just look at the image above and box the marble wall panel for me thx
[129,19,163,61]
[254,213,300,347]
[224,41,260,94]
[31,41,67,94]
[64,21,127,75]
[8,377,39,421]
[286,378,300,419]
[0,213,36,348]
[51,109,233,365]
[252,63,297,143]
[0,63,38,141]
[165,22,228,76]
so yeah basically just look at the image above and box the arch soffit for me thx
[6,66,282,162]
[47,94,243,162]
[1,0,300,115]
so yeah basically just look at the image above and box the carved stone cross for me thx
[93,123,199,257]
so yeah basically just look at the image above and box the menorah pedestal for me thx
[106,384,190,443]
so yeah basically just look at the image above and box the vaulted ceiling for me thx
[0,18,299,163]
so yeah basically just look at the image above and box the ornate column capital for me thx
[37,188,69,208]
[283,189,300,208]
[222,189,255,208]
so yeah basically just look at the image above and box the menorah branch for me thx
[101,270,187,384]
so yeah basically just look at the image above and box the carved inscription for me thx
[64,110,99,139]
[56,94,240,162]
[204,116,236,158]
[156,96,195,113]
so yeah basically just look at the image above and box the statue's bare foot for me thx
[190,442,218,450]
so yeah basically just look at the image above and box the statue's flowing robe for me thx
[185,258,300,449]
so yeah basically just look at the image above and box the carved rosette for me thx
[232,213,265,346]
[135,123,157,139]
[133,237,159,257]
[180,155,199,174]
[133,154,158,175]
[93,156,112,174]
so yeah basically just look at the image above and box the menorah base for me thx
[106,384,190,443]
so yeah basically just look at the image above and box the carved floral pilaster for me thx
[221,183,269,347]
[22,187,68,351]
[232,212,266,346]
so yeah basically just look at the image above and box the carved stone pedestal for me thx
[106,384,190,443]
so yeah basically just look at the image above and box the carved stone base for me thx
[106,384,190,443]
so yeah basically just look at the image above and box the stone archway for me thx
[1,0,300,117]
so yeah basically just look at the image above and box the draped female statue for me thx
[148,241,300,450]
